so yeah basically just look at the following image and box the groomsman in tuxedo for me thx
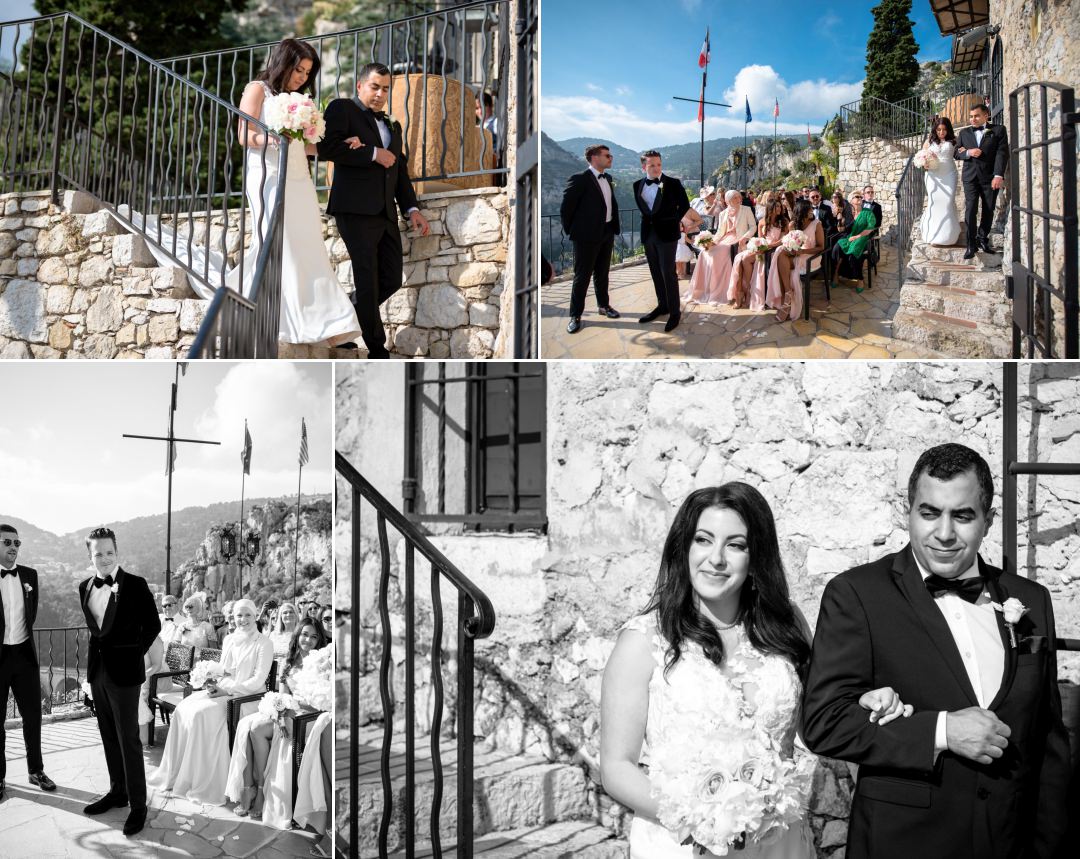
[633,150,690,332]
[955,103,1009,258]
[808,188,836,241]
[0,524,56,799]
[802,443,1069,859]
[560,144,621,334]
[79,528,161,836]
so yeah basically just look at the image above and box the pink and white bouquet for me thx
[188,660,225,690]
[262,91,327,145]
[287,645,333,712]
[781,230,808,254]
[747,237,771,258]
[913,148,940,170]
[694,231,715,250]
[258,690,300,720]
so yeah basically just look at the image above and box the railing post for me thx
[49,14,70,204]
[457,592,474,859]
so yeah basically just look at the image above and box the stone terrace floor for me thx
[542,244,944,360]
[1,714,322,858]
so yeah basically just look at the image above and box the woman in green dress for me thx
[830,191,877,292]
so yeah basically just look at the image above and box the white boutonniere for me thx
[22,582,32,594]
[110,583,120,597]
[386,113,399,131]
[991,597,1028,648]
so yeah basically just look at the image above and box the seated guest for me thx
[319,607,334,642]
[687,190,756,304]
[676,186,716,279]
[176,595,218,649]
[225,618,329,825]
[808,188,836,241]
[767,199,824,321]
[211,604,229,640]
[830,191,877,292]
[831,190,854,235]
[159,595,182,644]
[269,601,299,659]
[754,189,776,220]
[220,600,236,637]
[781,190,796,220]
[728,199,790,310]
[147,599,274,805]
[305,602,322,623]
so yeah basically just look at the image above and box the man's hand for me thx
[991,176,1004,191]
[373,147,396,168]
[946,707,1011,764]
[344,136,364,150]
[968,147,983,159]
[409,210,431,236]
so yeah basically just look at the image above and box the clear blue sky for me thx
[542,0,952,149]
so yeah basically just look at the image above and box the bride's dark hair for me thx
[642,484,811,680]
[258,38,320,96]
[927,115,956,145]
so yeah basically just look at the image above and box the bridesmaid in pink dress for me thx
[687,190,755,305]
[766,199,824,322]
[729,199,789,310]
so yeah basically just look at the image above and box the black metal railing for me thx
[893,153,927,289]
[161,0,509,191]
[0,12,288,360]
[838,94,931,150]
[4,626,91,719]
[512,0,537,358]
[540,207,645,277]
[337,452,496,858]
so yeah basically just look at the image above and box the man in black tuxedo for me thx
[0,524,56,799]
[560,144,621,334]
[318,62,431,358]
[633,150,690,332]
[808,188,837,242]
[79,527,161,836]
[955,103,1009,258]
[802,443,1069,859]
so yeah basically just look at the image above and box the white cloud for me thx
[721,65,862,124]
[585,82,602,93]
[615,86,633,97]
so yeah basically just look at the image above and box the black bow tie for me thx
[644,178,661,186]
[93,575,115,589]
[598,172,612,182]
[1,568,17,578]
[371,110,387,122]
[925,574,984,603]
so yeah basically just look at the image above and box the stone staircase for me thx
[892,183,1012,357]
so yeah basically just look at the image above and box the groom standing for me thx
[318,62,431,358]
[79,527,160,836]
[802,443,1069,858]
[633,150,689,333]
[955,103,1009,258]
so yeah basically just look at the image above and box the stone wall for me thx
[336,361,1080,856]
[836,138,913,244]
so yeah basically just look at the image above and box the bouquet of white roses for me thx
[694,231,716,251]
[262,91,327,145]
[287,645,333,712]
[781,230,807,254]
[258,690,300,720]
[746,237,770,258]
[188,660,225,690]
[913,148,940,170]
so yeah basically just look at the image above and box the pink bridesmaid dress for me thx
[766,225,823,321]
[687,215,740,305]
[729,225,781,311]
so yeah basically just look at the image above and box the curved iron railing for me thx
[336,451,495,859]
[4,626,91,719]
[541,207,645,278]
[894,153,927,290]
[0,11,288,359]
[838,95,931,151]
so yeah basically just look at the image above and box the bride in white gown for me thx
[601,485,913,858]
[918,117,962,247]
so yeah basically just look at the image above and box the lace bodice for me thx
[926,140,958,174]
[621,613,803,765]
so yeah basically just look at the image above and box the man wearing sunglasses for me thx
[0,524,57,799]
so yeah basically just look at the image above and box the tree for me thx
[862,0,920,104]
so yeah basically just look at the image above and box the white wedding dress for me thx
[620,614,815,859]
[918,141,961,246]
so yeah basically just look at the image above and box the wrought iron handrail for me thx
[541,207,645,277]
[0,11,288,359]
[893,153,927,289]
[4,626,91,719]
[838,95,931,148]
[336,450,495,859]
[161,0,510,190]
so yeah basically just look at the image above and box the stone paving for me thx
[1,714,324,859]
[541,245,944,360]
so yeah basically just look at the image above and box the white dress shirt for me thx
[589,165,613,223]
[916,559,1005,755]
[640,176,661,210]
[87,574,114,629]
[1,564,29,645]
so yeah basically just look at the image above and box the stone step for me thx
[905,258,1006,291]
[909,240,1004,265]
[899,282,1011,327]
[368,821,626,859]
[892,307,1011,358]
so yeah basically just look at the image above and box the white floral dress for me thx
[620,613,815,859]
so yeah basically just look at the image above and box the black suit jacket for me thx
[78,567,161,687]
[0,564,38,662]
[317,98,419,220]
[632,174,690,243]
[811,203,837,240]
[955,124,1010,185]
[802,546,1070,859]
[560,169,620,242]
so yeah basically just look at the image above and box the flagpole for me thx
[239,466,246,600]
[165,365,177,597]
[773,104,777,183]
[743,99,748,190]
[293,463,302,599]
[700,66,706,189]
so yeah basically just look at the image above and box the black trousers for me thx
[334,212,403,356]
[964,176,998,248]
[0,640,43,778]
[568,225,615,318]
[643,234,679,317]
[91,670,146,809]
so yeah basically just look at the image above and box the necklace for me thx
[714,619,741,631]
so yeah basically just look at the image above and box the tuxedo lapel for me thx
[99,567,123,638]
[984,562,1017,712]
[81,577,101,636]
[891,547,979,706]
[650,176,663,213]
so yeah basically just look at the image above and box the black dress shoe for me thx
[29,771,56,791]
[1,778,6,798]
[597,306,621,319]
[366,349,391,360]
[639,308,667,324]
[336,341,359,350]
[963,246,977,260]
[979,237,997,254]
[123,806,148,836]
[84,793,129,815]
[566,316,582,334]
[664,314,681,333]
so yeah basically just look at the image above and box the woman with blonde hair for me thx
[176,594,218,649]
[269,601,300,658]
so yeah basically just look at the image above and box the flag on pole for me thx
[697,77,705,122]
[744,97,752,124]
[774,98,780,118]
[299,418,309,467]
[698,28,710,68]
[242,421,252,475]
